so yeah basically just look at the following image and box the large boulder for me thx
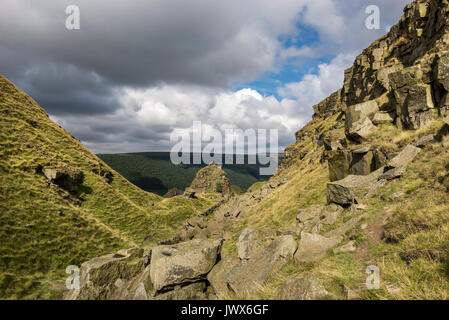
[380,145,421,180]
[279,274,330,300]
[236,228,264,260]
[327,168,385,206]
[65,248,145,300]
[328,147,387,182]
[207,255,240,299]
[349,149,375,176]
[226,235,297,298]
[345,100,379,141]
[294,232,342,264]
[149,239,222,292]
[296,205,324,230]
[328,150,351,181]
[390,65,436,130]
[296,204,343,233]
[109,264,153,300]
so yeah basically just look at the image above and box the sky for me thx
[0,0,411,154]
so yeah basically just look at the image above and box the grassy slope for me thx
[98,153,268,195]
[222,109,449,299]
[0,75,216,299]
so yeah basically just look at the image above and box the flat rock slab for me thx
[295,232,342,264]
[387,145,421,169]
[150,239,222,292]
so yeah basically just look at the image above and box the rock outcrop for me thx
[66,239,221,300]
[185,163,232,197]
[65,248,145,300]
[150,239,222,292]
[42,166,84,193]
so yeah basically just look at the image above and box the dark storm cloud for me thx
[14,63,120,115]
[0,0,289,88]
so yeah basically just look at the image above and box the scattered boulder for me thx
[65,248,145,300]
[149,239,222,292]
[327,168,385,206]
[43,166,84,193]
[328,147,387,182]
[109,264,153,300]
[380,145,421,180]
[236,228,264,260]
[386,284,401,295]
[207,255,240,299]
[183,189,197,198]
[294,232,342,264]
[91,165,113,183]
[296,204,343,233]
[333,241,357,254]
[226,235,297,298]
[345,100,379,141]
[325,215,364,238]
[279,274,330,300]
[350,150,375,176]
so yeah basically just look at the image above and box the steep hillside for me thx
[64,0,449,301]
[0,75,217,299]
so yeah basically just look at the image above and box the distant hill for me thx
[98,152,282,195]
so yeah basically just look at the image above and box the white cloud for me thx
[52,85,308,154]
[277,53,357,107]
